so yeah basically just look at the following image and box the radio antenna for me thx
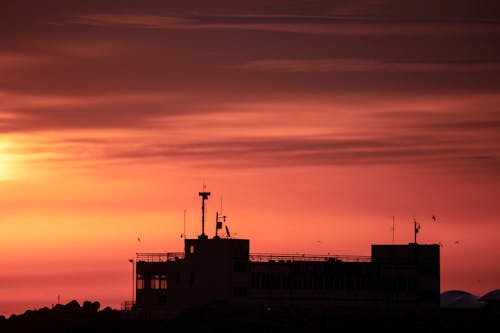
[392,216,395,245]
[182,209,186,238]
[215,195,226,238]
[198,190,210,239]
[413,217,420,244]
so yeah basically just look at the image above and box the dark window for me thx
[190,272,195,286]
[419,264,438,275]
[136,274,145,290]
[233,261,248,272]
[160,274,167,289]
[234,287,247,297]
[151,274,161,289]
[151,274,167,290]
[418,290,439,301]
[159,295,167,304]
[407,278,416,291]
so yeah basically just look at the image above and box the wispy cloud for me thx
[0,52,48,72]
[73,13,500,36]
[53,94,494,173]
[0,91,208,133]
[75,14,194,29]
[236,58,500,72]
[101,133,498,175]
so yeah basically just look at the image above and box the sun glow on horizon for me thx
[0,141,13,180]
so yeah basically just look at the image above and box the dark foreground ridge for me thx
[1,300,499,333]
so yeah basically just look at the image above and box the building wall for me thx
[135,240,440,318]
[372,244,441,307]
[136,237,249,318]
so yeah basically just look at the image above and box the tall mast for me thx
[199,191,210,239]
[392,216,395,245]
[413,217,420,244]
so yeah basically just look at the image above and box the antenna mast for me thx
[183,209,186,238]
[215,195,226,238]
[413,217,420,244]
[199,190,210,239]
[392,216,395,245]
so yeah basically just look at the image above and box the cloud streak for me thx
[73,13,500,36]
[101,133,498,172]
[236,58,500,72]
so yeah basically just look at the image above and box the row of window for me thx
[137,272,196,290]
[250,272,417,292]
[136,274,167,290]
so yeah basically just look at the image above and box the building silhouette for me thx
[133,191,440,319]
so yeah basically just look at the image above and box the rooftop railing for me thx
[136,252,370,263]
[136,252,185,262]
[249,253,371,263]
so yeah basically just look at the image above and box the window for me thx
[151,274,161,289]
[189,244,195,254]
[233,287,247,297]
[151,274,167,290]
[233,261,248,272]
[160,274,167,289]
[136,274,145,290]
[190,272,195,286]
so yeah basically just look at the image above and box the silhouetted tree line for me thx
[1,300,498,333]
[0,300,124,333]
[1,300,118,321]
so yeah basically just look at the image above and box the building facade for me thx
[134,192,440,319]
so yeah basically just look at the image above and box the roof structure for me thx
[440,290,486,309]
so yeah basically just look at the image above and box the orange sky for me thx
[1,0,500,316]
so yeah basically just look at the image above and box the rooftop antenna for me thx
[199,189,210,239]
[214,195,226,238]
[181,209,187,238]
[413,217,420,244]
[215,211,227,238]
[391,216,395,245]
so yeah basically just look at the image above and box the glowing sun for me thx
[0,141,12,180]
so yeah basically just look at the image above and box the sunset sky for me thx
[1,0,499,316]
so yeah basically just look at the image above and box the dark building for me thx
[133,192,440,319]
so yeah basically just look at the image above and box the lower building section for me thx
[134,238,440,319]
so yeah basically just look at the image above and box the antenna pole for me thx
[413,218,420,244]
[414,219,417,244]
[215,211,219,237]
[392,216,395,245]
[199,191,210,238]
[215,195,223,238]
[183,209,186,238]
